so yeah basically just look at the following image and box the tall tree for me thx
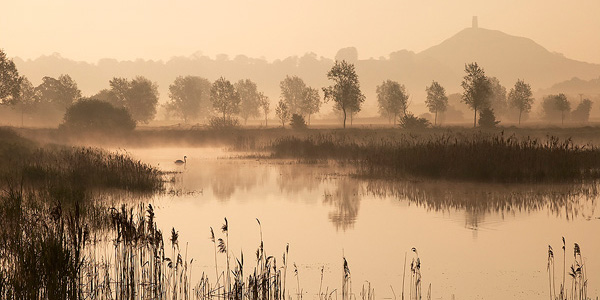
[16,77,39,127]
[425,81,448,126]
[36,74,81,111]
[275,99,290,128]
[258,92,270,126]
[280,75,308,116]
[0,49,22,105]
[211,77,240,120]
[323,60,365,128]
[235,79,261,124]
[304,87,321,125]
[167,76,212,123]
[461,63,491,128]
[377,80,409,125]
[125,77,159,123]
[508,79,534,125]
[488,77,507,117]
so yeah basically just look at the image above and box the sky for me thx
[1,0,599,64]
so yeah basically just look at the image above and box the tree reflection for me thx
[366,180,598,229]
[323,178,362,231]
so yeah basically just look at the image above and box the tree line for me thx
[1,49,594,129]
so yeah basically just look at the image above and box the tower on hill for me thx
[472,16,478,28]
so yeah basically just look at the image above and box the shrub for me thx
[399,113,430,129]
[478,108,500,128]
[60,98,136,133]
[208,116,240,129]
[289,114,307,129]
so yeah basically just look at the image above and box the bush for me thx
[289,114,307,129]
[399,113,430,129]
[208,116,240,129]
[60,99,136,133]
[478,108,500,128]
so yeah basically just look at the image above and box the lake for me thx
[125,146,600,300]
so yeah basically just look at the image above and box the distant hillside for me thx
[538,76,600,96]
[12,26,600,120]
[419,27,600,90]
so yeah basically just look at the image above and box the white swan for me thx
[174,156,187,165]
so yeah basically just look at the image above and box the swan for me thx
[174,156,187,165]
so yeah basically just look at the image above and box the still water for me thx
[126,147,599,300]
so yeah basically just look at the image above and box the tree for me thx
[508,79,534,125]
[478,108,500,128]
[323,60,365,128]
[167,76,212,123]
[235,79,261,124]
[571,99,593,123]
[61,98,136,132]
[377,80,409,125]
[0,49,22,105]
[304,87,321,125]
[125,77,159,123]
[275,100,290,128]
[259,92,270,126]
[280,75,308,116]
[36,74,81,111]
[488,77,507,118]
[211,77,240,120]
[542,94,571,125]
[424,81,448,125]
[289,114,307,129]
[108,77,130,106]
[461,63,491,128]
[16,77,40,127]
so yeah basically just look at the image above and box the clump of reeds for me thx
[547,238,592,300]
[271,133,600,182]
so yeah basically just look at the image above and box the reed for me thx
[271,133,600,182]
[547,238,592,300]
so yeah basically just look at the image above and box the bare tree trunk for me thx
[519,109,522,125]
[343,109,347,129]
[434,110,437,126]
[308,113,311,126]
[473,109,477,128]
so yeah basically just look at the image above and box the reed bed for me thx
[271,133,600,182]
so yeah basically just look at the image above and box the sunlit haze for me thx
[2,0,599,63]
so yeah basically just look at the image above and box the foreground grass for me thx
[271,133,600,182]
[0,128,164,298]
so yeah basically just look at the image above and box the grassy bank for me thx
[0,127,162,192]
[271,133,600,182]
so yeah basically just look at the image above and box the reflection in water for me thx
[166,156,599,230]
[366,180,598,229]
[323,177,362,231]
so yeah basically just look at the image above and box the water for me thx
[126,147,600,300]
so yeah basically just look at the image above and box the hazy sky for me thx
[2,0,599,64]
